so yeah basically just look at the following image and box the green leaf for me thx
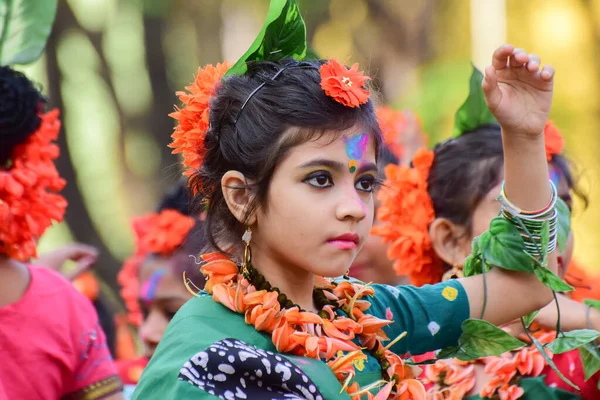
[584,299,600,311]
[463,254,483,277]
[226,0,307,76]
[579,343,600,381]
[547,330,600,355]
[452,66,498,137]
[482,217,535,273]
[0,0,57,66]
[435,345,460,359]
[523,310,540,329]
[556,198,571,253]
[540,220,550,263]
[533,265,574,292]
[531,336,579,390]
[450,319,526,361]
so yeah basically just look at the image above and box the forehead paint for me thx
[344,133,368,173]
[141,268,166,302]
[549,165,561,187]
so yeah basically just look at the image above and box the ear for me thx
[429,217,470,267]
[221,171,257,225]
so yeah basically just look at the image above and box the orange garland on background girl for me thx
[118,209,195,326]
[371,148,444,286]
[544,120,565,162]
[0,109,67,261]
[198,252,426,400]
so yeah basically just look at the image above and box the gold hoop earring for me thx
[442,263,464,281]
[241,227,252,277]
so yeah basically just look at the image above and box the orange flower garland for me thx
[377,107,408,159]
[169,62,230,178]
[320,59,370,108]
[118,209,195,325]
[0,109,67,261]
[544,120,565,161]
[199,252,426,399]
[372,148,444,286]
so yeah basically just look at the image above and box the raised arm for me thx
[460,45,557,325]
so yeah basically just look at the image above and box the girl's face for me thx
[460,167,574,278]
[138,255,192,359]
[251,130,378,278]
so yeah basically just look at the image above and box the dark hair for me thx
[428,124,588,235]
[192,59,382,253]
[158,181,192,216]
[428,125,504,234]
[550,153,589,209]
[0,66,45,166]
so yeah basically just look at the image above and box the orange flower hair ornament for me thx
[320,58,370,108]
[0,109,67,261]
[372,148,445,286]
[544,120,565,161]
[169,62,230,178]
[118,209,195,325]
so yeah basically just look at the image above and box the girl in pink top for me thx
[0,66,123,399]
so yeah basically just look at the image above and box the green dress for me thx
[133,280,469,399]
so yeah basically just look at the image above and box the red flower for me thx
[0,109,67,261]
[169,62,230,178]
[544,120,565,161]
[319,59,370,108]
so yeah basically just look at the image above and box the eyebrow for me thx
[299,158,378,174]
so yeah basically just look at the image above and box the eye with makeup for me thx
[355,174,379,193]
[303,171,334,189]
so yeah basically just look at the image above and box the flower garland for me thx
[319,58,370,108]
[371,148,444,286]
[198,252,426,399]
[118,209,195,325]
[0,109,67,261]
[169,62,230,178]
[424,329,554,400]
[376,107,428,162]
[544,120,565,162]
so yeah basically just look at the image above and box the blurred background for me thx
[18,0,600,297]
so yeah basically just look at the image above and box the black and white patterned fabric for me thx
[179,338,325,400]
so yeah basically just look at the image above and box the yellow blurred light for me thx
[330,0,368,29]
[57,30,133,260]
[103,1,153,117]
[124,130,162,178]
[532,2,582,50]
[67,0,117,33]
[313,21,353,60]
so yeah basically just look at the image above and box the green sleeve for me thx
[368,279,469,355]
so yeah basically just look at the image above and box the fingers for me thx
[60,243,99,261]
[65,258,95,281]
[491,44,514,70]
[527,54,541,72]
[509,48,528,68]
[482,65,502,111]
[541,65,555,81]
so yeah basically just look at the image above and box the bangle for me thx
[498,181,557,218]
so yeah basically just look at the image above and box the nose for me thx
[139,310,166,357]
[335,184,367,222]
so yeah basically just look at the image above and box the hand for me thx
[482,44,555,138]
[35,243,99,280]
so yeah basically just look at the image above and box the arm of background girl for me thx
[459,44,557,325]
[533,294,600,332]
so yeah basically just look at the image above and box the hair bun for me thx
[0,66,44,164]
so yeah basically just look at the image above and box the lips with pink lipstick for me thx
[327,233,359,250]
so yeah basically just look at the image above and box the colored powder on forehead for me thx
[141,268,166,302]
[344,133,368,160]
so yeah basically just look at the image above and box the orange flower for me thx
[0,109,67,261]
[513,347,546,377]
[377,106,408,159]
[319,59,370,108]
[397,379,427,400]
[544,120,565,161]
[169,62,230,178]
[118,209,196,326]
[372,148,444,286]
[498,384,525,400]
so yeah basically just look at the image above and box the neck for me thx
[251,249,317,312]
[0,255,30,307]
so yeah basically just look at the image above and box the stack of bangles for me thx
[498,180,558,259]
